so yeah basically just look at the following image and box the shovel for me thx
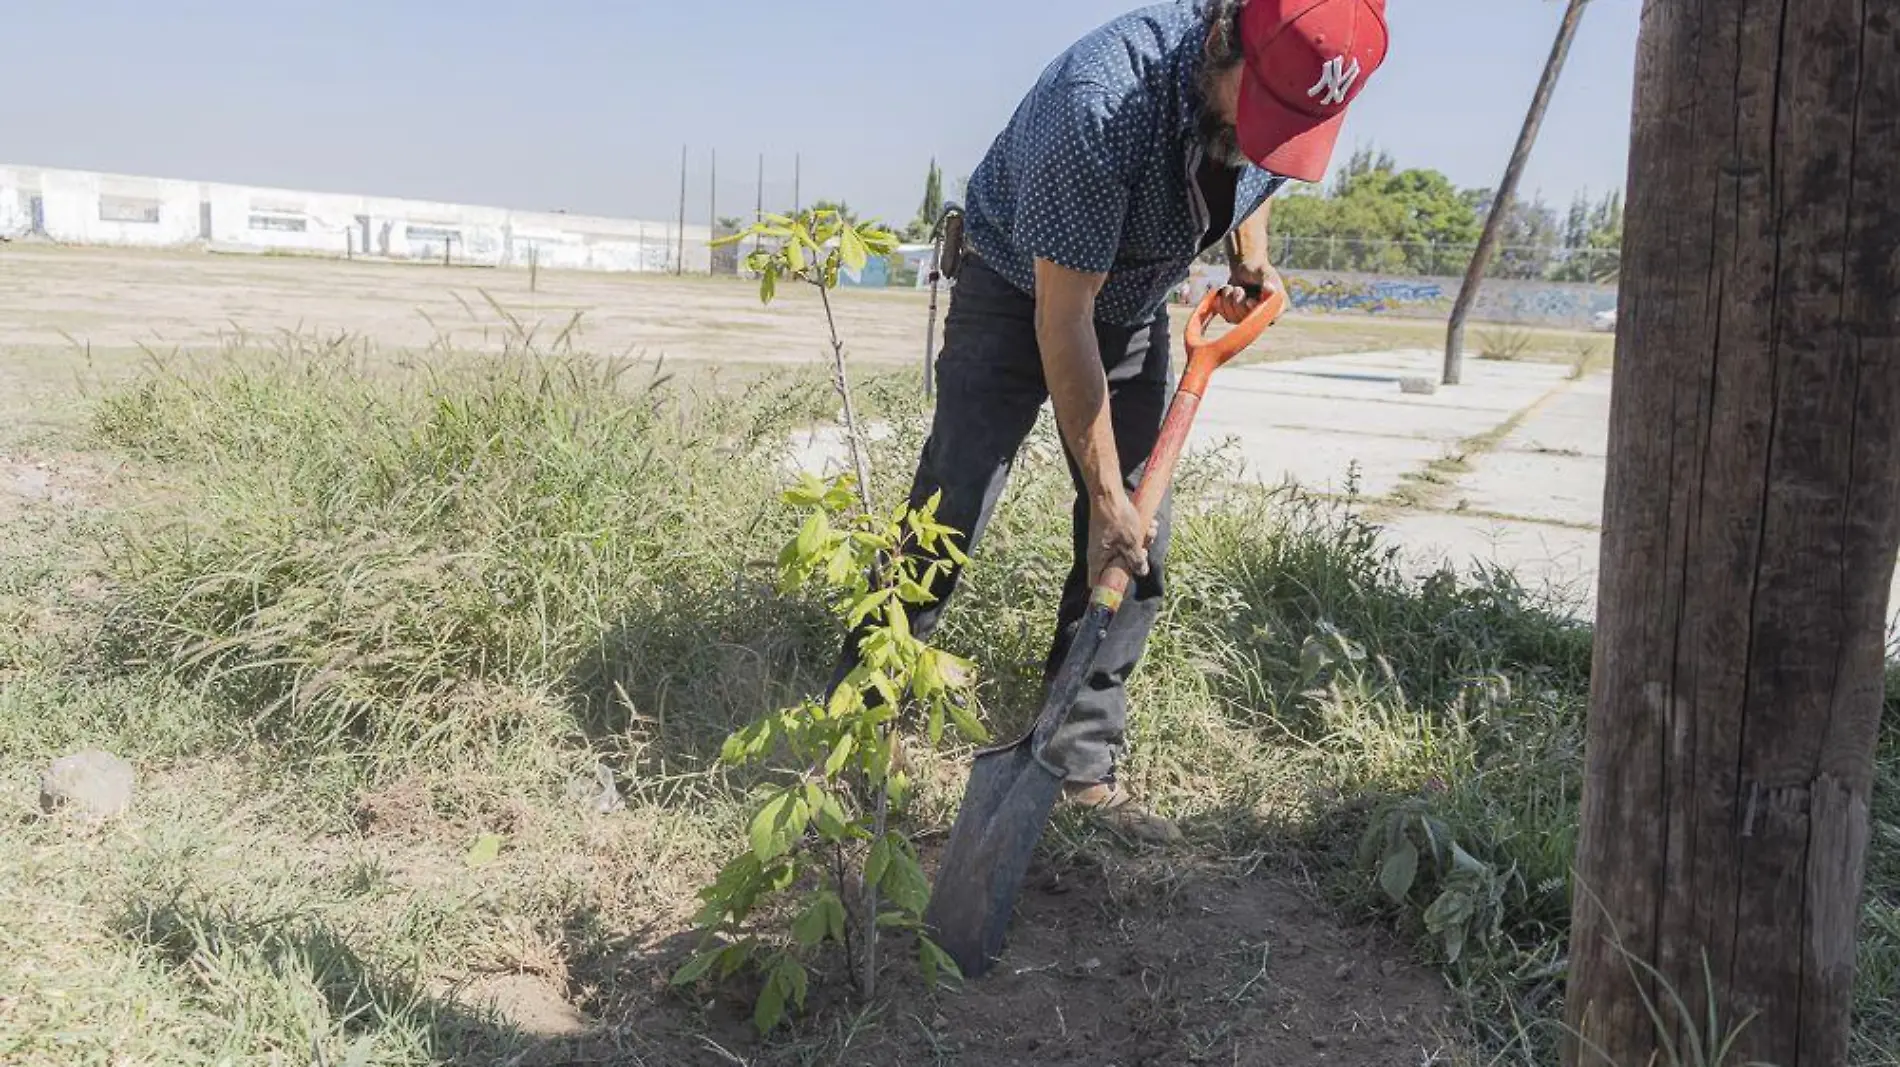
[922,282,1287,980]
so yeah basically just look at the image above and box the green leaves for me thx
[753,953,808,1034]
[806,781,852,841]
[918,936,963,991]
[874,833,931,916]
[691,445,982,1030]
[1379,838,1419,903]
[865,833,893,888]
[671,940,753,987]
[945,697,989,744]
[792,890,846,947]
[464,832,504,868]
[839,225,869,272]
[748,787,811,862]
[823,732,857,776]
[721,716,777,766]
[722,209,901,304]
[847,586,898,628]
[1358,799,1514,969]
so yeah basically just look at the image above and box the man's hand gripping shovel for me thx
[922,283,1287,980]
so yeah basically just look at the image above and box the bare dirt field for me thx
[3,243,1606,371]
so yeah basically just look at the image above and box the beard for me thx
[1195,65,1251,169]
[1197,112,1249,169]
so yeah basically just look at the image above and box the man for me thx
[840,0,1388,838]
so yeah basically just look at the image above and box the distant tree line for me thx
[1202,145,1624,284]
[754,148,1621,287]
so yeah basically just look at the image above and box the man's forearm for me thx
[1032,258,1124,503]
[1230,197,1272,269]
[1036,309,1123,503]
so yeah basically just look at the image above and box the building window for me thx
[249,214,308,232]
[98,195,161,224]
[406,225,461,243]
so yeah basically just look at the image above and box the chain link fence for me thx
[1258,234,1620,284]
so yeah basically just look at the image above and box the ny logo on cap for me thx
[1307,54,1362,107]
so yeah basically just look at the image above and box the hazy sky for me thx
[3,0,1641,225]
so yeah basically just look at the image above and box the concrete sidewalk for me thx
[1188,348,1572,498]
[1373,361,1900,635]
[791,347,1900,634]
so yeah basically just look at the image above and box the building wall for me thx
[28,167,202,247]
[1185,262,1618,330]
[1,164,720,274]
[0,166,28,236]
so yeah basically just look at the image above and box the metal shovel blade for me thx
[923,604,1113,979]
[921,735,1064,978]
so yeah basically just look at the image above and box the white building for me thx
[0,163,718,274]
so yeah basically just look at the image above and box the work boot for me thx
[1061,770,1182,845]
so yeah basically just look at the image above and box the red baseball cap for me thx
[1235,0,1389,182]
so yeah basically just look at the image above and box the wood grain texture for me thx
[1563,0,1900,1063]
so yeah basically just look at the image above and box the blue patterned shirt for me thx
[962,0,1288,327]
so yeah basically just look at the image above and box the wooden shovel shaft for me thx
[1085,388,1204,614]
[1086,284,1285,612]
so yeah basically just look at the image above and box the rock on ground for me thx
[39,748,136,821]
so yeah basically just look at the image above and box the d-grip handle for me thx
[1181,283,1288,395]
[1089,286,1287,610]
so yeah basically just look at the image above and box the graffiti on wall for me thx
[1186,264,1619,329]
[1476,282,1617,326]
[1283,274,1447,314]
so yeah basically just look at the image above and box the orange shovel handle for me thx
[1090,285,1287,609]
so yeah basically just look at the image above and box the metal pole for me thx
[755,152,764,263]
[709,147,717,275]
[676,144,687,276]
[794,152,801,215]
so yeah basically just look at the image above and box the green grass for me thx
[0,333,1892,1065]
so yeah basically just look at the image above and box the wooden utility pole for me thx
[676,143,688,276]
[1443,0,1589,385]
[1563,0,1900,1063]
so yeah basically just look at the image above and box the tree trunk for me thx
[1563,0,1900,1064]
[1442,0,1589,385]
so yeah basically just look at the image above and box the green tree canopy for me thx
[1189,143,1623,282]
[904,160,945,243]
[1267,149,1481,274]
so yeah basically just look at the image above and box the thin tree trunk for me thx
[1443,0,1589,385]
[816,282,874,505]
[1563,0,1900,1062]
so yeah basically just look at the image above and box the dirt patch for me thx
[910,855,1455,1065]
[455,973,590,1038]
[0,453,97,520]
[531,848,1459,1066]
[352,772,537,844]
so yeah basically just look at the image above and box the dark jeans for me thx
[831,256,1172,784]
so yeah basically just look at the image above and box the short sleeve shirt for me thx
[962,0,1289,327]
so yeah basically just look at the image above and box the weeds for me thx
[1567,338,1606,380]
[87,342,836,774]
[1,324,1895,1064]
[1478,326,1536,361]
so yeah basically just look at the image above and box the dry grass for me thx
[0,321,1886,1067]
